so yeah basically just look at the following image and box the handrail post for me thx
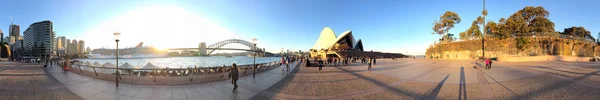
[153,70,156,82]
[119,68,122,80]
[221,65,226,78]
[189,67,193,82]
[92,67,98,76]
[78,65,83,73]
[244,65,249,74]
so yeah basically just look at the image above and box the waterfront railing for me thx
[58,60,288,84]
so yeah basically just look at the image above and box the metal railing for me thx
[60,61,286,83]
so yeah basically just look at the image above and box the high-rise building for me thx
[9,24,20,38]
[78,40,85,54]
[72,39,78,55]
[66,39,71,55]
[57,36,66,49]
[52,34,57,55]
[0,29,3,43]
[8,36,15,45]
[23,20,54,57]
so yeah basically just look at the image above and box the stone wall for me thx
[426,36,600,60]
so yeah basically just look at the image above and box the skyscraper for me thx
[23,20,54,57]
[78,40,85,54]
[9,24,20,38]
[0,29,3,43]
[66,39,71,55]
[72,39,78,55]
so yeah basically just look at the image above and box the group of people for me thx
[485,58,493,70]
[229,56,301,92]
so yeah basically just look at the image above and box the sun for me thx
[79,5,239,50]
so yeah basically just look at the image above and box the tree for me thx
[505,6,555,36]
[459,32,468,40]
[561,26,595,42]
[440,33,456,42]
[433,11,461,36]
[516,37,530,52]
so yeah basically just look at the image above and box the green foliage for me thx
[440,33,456,42]
[505,6,555,36]
[433,11,461,35]
[561,26,595,42]
[462,16,484,40]
[516,37,530,51]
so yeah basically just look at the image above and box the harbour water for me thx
[76,56,281,68]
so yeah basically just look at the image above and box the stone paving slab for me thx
[44,61,299,100]
[0,61,84,100]
[250,59,600,100]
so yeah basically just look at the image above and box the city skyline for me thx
[0,0,599,55]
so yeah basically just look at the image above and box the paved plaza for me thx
[1,59,600,100]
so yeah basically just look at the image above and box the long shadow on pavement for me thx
[333,66,422,99]
[426,74,449,100]
[458,66,467,100]
[511,66,600,99]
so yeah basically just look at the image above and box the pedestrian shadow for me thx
[458,66,467,100]
[426,74,449,100]
[333,66,422,98]
[511,66,600,99]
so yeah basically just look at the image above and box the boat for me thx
[225,55,234,58]
[87,42,168,59]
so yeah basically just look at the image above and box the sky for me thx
[0,0,599,55]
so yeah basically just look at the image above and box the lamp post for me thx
[482,0,486,59]
[252,38,258,77]
[113,31,120,87]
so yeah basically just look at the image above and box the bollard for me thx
[92,67,98,76]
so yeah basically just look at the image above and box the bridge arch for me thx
[206,39,260,55]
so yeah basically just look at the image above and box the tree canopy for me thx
[505,6,555,36]
[561,26,595,42]
[460,16,484,40]
[433,11,461,35]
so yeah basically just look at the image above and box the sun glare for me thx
[78,5,239,50]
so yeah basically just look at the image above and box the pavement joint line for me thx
[473,61,497,100]
[505,62,600,88]
[259,61,451,100]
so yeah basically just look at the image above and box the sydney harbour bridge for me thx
[167,39,273,56]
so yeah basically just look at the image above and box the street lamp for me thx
[251,38,258,77]
[113,31,121,87]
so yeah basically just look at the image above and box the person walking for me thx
[229,63,240,92]
[368,57,372,70]
[334,58,338,67]
[282,57,287,71]
[485,58,490,70]
[318,58,324,72]
[373,57,377,65]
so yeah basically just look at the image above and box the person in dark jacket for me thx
[229,63,240,92]
[318,58,324,72]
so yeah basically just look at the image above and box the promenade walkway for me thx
[3,58,600,100]
[0,61,83,100]
[250,59,600,100]
[45,61,299,100]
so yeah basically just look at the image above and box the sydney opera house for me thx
[310,27,364,59]
[309,27,407,59]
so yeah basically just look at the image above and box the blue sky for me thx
[0,0,598,55]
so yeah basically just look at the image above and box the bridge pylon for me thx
[198,42,207,56]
